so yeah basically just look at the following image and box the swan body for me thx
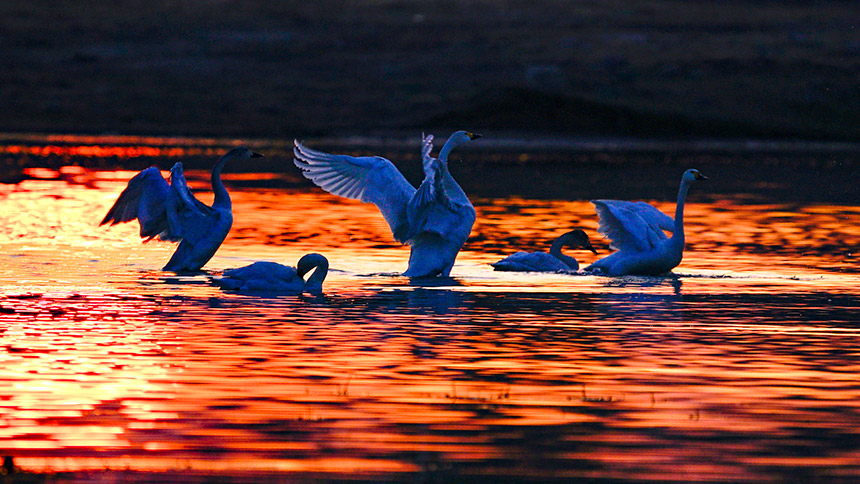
[214,253,329,293]
[585,169,707,276]
[100,147,263,272]
[293,131,480,277]
[491,229,597,272]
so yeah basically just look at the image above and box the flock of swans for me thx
[100,131,707,293]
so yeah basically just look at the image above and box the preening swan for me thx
[100,147,263,272]
[293,131,480,277]
[491,229,597,272]
[584,169,707,276]
[214,253,329,293]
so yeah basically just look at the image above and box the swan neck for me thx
[304,260,329,288]
[549,237,566,257]
[439,136,462,162]
[211,159,231,209]
[549,238,579,270]
[672,178,692,242]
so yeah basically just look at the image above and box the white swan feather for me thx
[586,169,707,276]
[592,200,671,253]
[293,143,416,243]
[294,131,480,277]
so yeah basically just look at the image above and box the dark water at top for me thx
[0,136,859,483]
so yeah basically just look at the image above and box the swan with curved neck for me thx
[214,253,329,293]
[294,131,481,277]
[100,146,263,272]
[585,169,707,276]
[492,229,597,272]
[209,151,233,211]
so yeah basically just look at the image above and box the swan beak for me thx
[251,152,264,158]
[587,243,598,254]
[467,132,483,140]
[694,171,708,180]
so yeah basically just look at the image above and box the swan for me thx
[214,253,329,293]
[584,169,708,276]
[491,229,597,272]
[100,146,263,272]
[293,131,481,277]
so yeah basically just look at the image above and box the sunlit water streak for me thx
[0,165,859,483]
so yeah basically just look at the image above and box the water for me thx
[1,138,859,483]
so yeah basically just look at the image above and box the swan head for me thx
[220,146,264,165]
[450,130,482,144]
[683,169,708,182]
[560,229,598,254]
[439,131,482,162]
[296,253,329,291]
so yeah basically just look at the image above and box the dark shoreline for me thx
[2,1,858,141]
[3,131,860,156]
[1,131,857,204]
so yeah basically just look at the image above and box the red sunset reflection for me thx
[0,156,858,482]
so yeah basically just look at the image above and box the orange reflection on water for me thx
[1,172,860,482]
[2,144,215,159]
[0,133,224,146]
[14,455,420,477]
[0,293,180,456]
[0,133,272,166]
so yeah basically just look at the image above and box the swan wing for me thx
[440,169,471,207]
[423,132,471,206]
[165,163,222,244]
[592,200,666,253]
[421,133,434,174]
[294,141,416,243]
[217,261,303,292]
[491,251,569,272]
[100,166,177,241]
[605,200,674,233]
[435,144,473,208]
[405,160,452,239]
[405,159,475,244]
[223,261,298,281]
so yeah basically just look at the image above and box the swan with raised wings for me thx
[293,131,480,277]
[491,229,597,272]
[214,253,329,293]
[585,169,707,276]
[100,147,263,272]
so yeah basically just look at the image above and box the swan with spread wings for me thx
[100,147,263,272]
[585,169,707,276]
[293,131,480,277]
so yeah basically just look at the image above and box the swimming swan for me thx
[491,229,597,272]
[293,131,480,277]
[584,169,708,276]
[100,147,263,272]
[214,253,329,293]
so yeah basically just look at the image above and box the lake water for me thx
[0,135,859,483]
